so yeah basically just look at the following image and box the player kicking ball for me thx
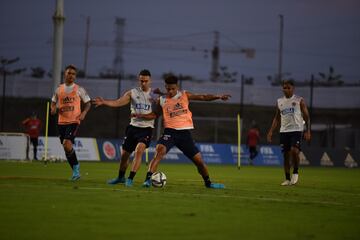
[138,75,230,189]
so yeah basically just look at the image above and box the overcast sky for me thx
[1,0,359,84]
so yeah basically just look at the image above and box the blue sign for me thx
[97,139,122,162]
[97,138,284,166]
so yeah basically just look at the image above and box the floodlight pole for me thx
[52,0,65,92]
[278,14,284,83]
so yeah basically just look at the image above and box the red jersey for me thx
[247,128,260,147]
[22,118,41,138]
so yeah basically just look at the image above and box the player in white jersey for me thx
[267,80,311,186]
[92,69,158,187]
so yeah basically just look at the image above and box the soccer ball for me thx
[151,171,167,188]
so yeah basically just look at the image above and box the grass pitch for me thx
[0,161,359,240]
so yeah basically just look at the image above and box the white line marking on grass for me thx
[80,186,354,207]
[1,182,358,208]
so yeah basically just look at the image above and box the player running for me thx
[51,64,91,181]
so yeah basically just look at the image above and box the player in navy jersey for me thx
[267,80,311,186]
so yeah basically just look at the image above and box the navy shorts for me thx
[122,125,153,153]
[158,128,199,160]
[58,123,79,144]
[279,131,303,152]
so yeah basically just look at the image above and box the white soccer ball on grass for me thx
[151,171,167,188]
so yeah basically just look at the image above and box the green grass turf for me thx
[0,161,359,240]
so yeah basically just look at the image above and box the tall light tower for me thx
[113,17,125,77]
[52,0,65,91]
[278,14,284,83]
[83,16,91,78]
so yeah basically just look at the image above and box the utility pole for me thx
[113,17,125,77]
[278,14,284,83]
[52,0,65,91]
[113,17,126,138]
[210,31,220,82]
[83,16,91,78]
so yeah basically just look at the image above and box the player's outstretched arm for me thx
[92,91,131,108]
[186,92,231,101]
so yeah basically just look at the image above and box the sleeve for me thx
[78,86,91,103]
[159,96,166,107]
[51,87,59,103]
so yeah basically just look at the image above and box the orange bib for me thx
[162,91,193,129]
[58,84,81,125]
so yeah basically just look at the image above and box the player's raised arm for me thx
[92,90,131,108]
[186,91,231,101]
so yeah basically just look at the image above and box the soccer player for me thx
[22,112,42,160]
[92,69,157,187]
[140,75,231,189]
[246,121,260,165]
[50,64,91,181]
[266,80,311,186]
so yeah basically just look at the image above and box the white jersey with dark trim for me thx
[130,87,156,128]
[277,94,304,132]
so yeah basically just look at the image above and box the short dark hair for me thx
[165,75,178,85]
[139,69,151,77]
[282,80,294,86]
[65,64,77,72]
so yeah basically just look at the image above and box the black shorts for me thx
[122,125,153,153]
[58,123,79,144]
[279,131,302,152]
[248,146,257,154]
[158,128,199,160]
[30,137,38,147]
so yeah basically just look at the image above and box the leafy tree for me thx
[318,66,343,86]
[30,67,45,78]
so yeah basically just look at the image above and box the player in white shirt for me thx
[267,80,311,186]
[92,69,158,187]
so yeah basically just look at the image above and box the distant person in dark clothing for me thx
[246,122,260,165]
[22,112,42,160]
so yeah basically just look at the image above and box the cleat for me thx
[207,183,225,189]
[71,164,80,181]
[142,179,151,188]
[107,177,125,185]
[281,180,291,186]
[125,178,133,187]
[290,174,298,185]
[71,175,81,181]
